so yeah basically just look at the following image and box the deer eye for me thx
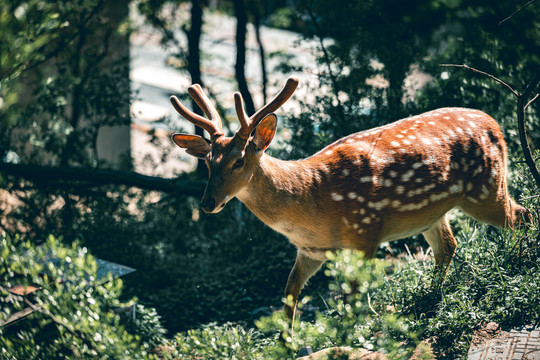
[232,158,244,170]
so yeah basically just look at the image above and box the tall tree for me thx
[250,1,268,104]
[233,0,256,116]
[185,0,207,174]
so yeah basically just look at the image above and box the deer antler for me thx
[234,76,299,140]
[170,84,223,140]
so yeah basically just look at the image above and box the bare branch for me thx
[499,0,537,26]
[441,63,540,189]
[0,163,205,197]
[525,93,540,110]
[440,64,519,96]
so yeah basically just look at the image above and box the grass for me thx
[162,191,539,359]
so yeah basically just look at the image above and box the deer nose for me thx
[201,197,216,213]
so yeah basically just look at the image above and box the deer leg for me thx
[422,214,457,278]
[460,192,531,229]
[284,250,325,321]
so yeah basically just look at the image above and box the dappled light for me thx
[1,1,539,359]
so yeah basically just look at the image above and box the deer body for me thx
[170,78,529,321]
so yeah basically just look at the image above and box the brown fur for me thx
[171,80,529,325]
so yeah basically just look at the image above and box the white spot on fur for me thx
[389,170,398,178]
[325,150,333,156]
[361,217,371,224]
[360,176,371,183]
[396,185,405,194]
[430,192,449,202]
[408,135,416,140]
[401,170,415,182]
[412,162,423,169]
[391,141,400,147]
[347,192,357,199]
[449,183,463,194]
[467,196,479,203]
[342,169,350,176]
[384,179,393,187]
[331,192,344,201]
[466,182,473,191]
[421,138,432,145]
[423,184,436,192]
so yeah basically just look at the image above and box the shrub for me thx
[0,234,165,359]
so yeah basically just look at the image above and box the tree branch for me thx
[441,64,540,189]
[499,0,537,26]
[440,64,518,96]
[0,163,205,197]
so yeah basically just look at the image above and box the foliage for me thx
[256,252,421,360]
[416,0,540,155]
[165,169,538,358]
[0,0,131,168]
[279,0,539,161]
[0,234,164,359]
[1,1,540,359]
[163,322,267,360]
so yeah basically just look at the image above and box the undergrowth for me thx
[163,173,539,359]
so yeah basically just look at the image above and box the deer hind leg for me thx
[459,187,531,229]
[422,214,457,275]
[284,250,325,321]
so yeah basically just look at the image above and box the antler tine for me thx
[170,85,223,140]
[188,84,223,131]
[234,92,250,138]
[235,76,299,140]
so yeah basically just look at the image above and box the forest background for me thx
[1,0,539,359]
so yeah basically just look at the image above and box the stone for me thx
[296,346,387,360]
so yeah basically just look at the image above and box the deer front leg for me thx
[284,250,326,321]
[422,214,457,283]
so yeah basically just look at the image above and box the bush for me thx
[164,167,538,359]
[0,234,165,359]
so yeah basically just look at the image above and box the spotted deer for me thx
[170,76,529,321]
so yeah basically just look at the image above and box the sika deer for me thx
[170,77,529,321]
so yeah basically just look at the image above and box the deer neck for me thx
[236,154,316,226]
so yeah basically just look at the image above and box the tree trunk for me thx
[251,3,267,104]
[186,0,207,175]
[233,0,256,116]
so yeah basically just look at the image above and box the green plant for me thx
[0,234,164,359]
[164,322,266,360]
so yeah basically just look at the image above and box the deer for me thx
[169,76,530,323]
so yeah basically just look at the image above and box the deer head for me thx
[171,77,299,213]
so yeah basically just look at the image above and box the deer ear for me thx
[253,113,277,151]
[172,133,211,159]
